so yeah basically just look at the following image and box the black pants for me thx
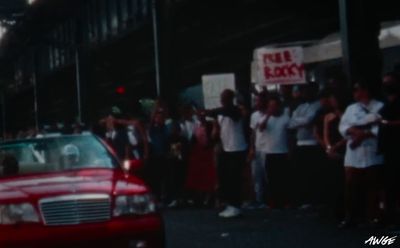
[344,166,382,223]
[384,154,400,222]
[145,155,168,199]
[166,158,188,202]
[217,151,246,208]
[266,154,290,208]
[294,145,326,205]
[326,158,345,220]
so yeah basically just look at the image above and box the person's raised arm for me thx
[211,120,220,142]
[204,108,222,119]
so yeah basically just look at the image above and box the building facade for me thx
[0,0,399,133]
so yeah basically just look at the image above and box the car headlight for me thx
[0,203,40,225]
[113,194,157,217]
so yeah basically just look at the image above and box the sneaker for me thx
[218,206,231,217]
[218,206,242,218]
[167,200,178,208]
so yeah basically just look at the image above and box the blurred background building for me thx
[0,0,400,132]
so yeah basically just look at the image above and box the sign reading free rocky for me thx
[255,46,306,85]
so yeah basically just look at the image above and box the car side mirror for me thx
[123,159,144,174]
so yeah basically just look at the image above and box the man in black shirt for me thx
[380,72,400,225]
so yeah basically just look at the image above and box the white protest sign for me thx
[202,74,236,109]
[255,46,306,85]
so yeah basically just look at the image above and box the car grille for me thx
[39,194,111,226]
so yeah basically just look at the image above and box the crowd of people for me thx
[2,72,400,228]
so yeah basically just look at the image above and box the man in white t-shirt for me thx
[258,95,291,208]
[208,89,248,218]
[249,93,269,207]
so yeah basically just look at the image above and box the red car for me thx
[0,134,164,248]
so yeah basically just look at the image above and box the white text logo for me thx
[365,236,397,246]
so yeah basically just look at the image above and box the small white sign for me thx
[202,74,236,109]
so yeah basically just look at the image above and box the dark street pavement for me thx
[164,208,400,248]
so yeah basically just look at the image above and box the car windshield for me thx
[0,135,118,177]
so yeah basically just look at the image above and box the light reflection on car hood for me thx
[0,169,148,203]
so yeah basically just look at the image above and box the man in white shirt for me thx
[249,93,269,207]
[288,84,322,207]
[258,95,291,208]
[209,89,248,218]
[338,83,383,228]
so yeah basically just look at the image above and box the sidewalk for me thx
[164,208,400,248]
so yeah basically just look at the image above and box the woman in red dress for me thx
[185,110,217,205]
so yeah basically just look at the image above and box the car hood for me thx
[0,169,148,203]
